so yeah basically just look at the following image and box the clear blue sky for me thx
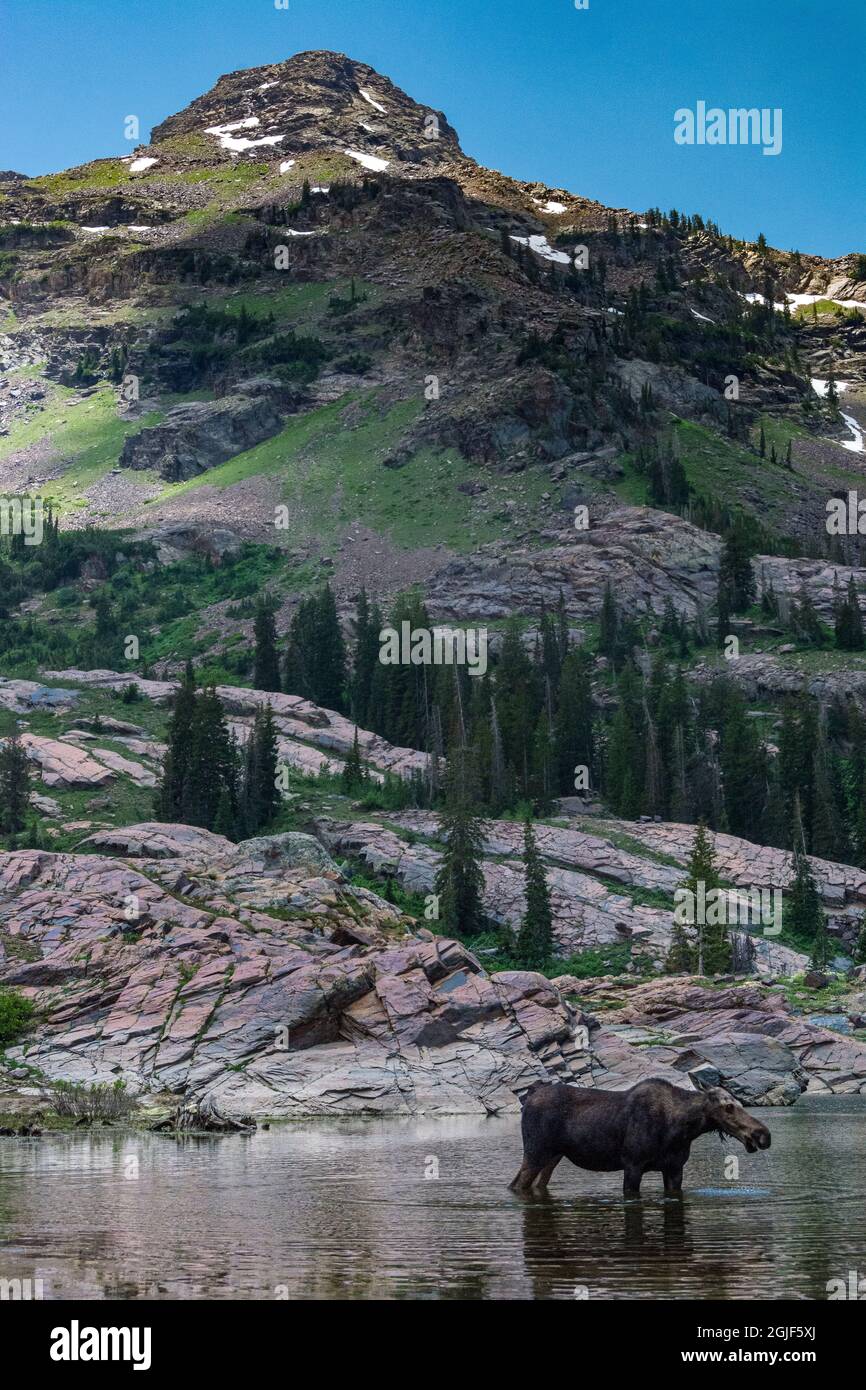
[1,0,863,256]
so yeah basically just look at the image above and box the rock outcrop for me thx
[118,383,291,481]
[2,827,862,1116]
[0,831,587,1117]
[569,977,866,1099]
[316,815,675,959]
[318,811,813,972]
[44,669,430,781]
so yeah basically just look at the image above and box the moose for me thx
[510,1076,771,1198]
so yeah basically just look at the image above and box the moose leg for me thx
[662,1163,684,1198]
[509,1159,542,1193]
[533,1155,563,1192]
[623,1163,643,1199]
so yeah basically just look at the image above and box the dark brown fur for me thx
[510,1078,771,1198]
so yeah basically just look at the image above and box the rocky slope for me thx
[2,49,864,592]
[3,823,864,1119]
[0,826,587,1117]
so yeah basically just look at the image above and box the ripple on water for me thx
[0,1096,863,1299]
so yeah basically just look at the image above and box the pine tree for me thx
[252,600,281,692]
[835,577,864,651]
[282,583,347,711]
[718,526,756,613]
[665,919,695,975]
[554,647,595,796]
[598,582,619,661]
[241,704,280,832]
[434,744,487,938]
[494,617,539,800]
[810,728,849,861]
[514,817,554,969]
[604,663,645,816]
[181,687,240,831]
[719,683,768,841]
[214,786,236,839]
[309,583,347,710]
[341,727,366,794]
[155,661,197,821]
[0,729,31,834]
[786,824,827,950]
[681,822,729,975]
[348,588,380,728]
[809,911,833,972]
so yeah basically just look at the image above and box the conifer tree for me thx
[155,661,197,821]
[835,576,864,651]
[680,821,728,975]
[241,704,280,832]
[718,526,756,613]
[252,600,281,693]
[0,728,30,834]
[809,910,833,972]
[604,663,644,816]
[810,730,849,862]
[282,583,347,711]
[554,647,595,796]
[348,588,380,728]
[786,808,827,950]
[665,918,695,975]
[494,617,539,800]
[514,817,554,969]
[719,684,768,841]
[341,727,366,794]
[598,582,619,661]
[181,687,240,831]
[434,743,487,938]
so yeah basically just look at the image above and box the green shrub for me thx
[0,988,35,1043]
[50,1079,136,1121]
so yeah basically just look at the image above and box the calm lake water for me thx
[1,1094,864,1300]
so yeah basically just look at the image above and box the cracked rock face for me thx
[118,387,293,482]
[0,829,587,1117]
[44,670,431,782]
[571,977,866,1100]
[315,815,675,959]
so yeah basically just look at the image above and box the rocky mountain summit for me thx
[150,50,464,170]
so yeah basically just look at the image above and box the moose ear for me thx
[688,1065,719,1092]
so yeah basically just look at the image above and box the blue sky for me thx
[1,0,863,256]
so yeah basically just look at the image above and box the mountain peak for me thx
[150,49,464,168]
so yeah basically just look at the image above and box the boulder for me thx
[671,1032,807,1105]
[118,386,293,481]
[18,734,113,789]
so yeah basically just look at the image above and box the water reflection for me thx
[0,1096,862,1300]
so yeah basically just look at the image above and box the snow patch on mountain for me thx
[841,414,865,453]
[344,148,390,171]
[811,378,851,397]
[204,117,285,152]
[359,88,387,113]
[510,234,572,266]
